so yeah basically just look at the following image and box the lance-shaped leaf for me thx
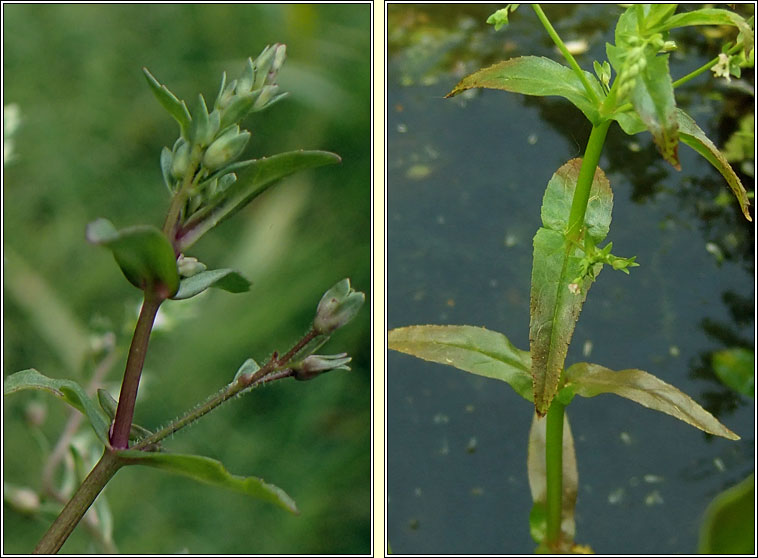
[86,218,180,297]
[658,8,754,47]
[445,56,605,125]
[529,159,612,416]
[630,52,680,170]
[143,67,192,140]
[172,269,251,300]
[177,150,341,251]
[527,411,578,550]
[677,109,752,221]
[388,325,533,401]
[4,369,110,446]
[563,362,740,440]
[116,450,298,514]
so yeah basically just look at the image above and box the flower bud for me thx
[293,353,351,381]
[252,45,278,90]
[5,485,40,514]
[216,79,237,110]
[313,278,365,334]
[171,139,191,179]
[202,126,250,170]
[253,85,279,112]
[177,254,207,277]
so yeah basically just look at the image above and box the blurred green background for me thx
[3,3,370,554]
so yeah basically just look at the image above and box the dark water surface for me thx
[386,4,754,554]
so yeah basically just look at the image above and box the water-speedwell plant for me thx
[389,4,752,553]
[5,45,365,553]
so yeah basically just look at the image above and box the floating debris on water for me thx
[608,486,625,505]
[644,490,664,506]
[466,437,478,453]
[433,413,449,424]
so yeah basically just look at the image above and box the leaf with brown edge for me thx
[529,159,613,416]
[563,362,740,440]
[677,109,752,222]
[445,56,604,125]
[388,324,533,402]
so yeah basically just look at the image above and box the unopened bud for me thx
[252,85,279,112]
[294,353,351,381]
[253,45,278,90]
[270,44,287,80]
[202,126,250,170]
[236,58,256,93]
[171,139,191,179]
[5,485,40,514]
[313,278,365,334]
[177,254,207,277]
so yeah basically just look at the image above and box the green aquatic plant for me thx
[389,4,752,553]
[5,45,365,553]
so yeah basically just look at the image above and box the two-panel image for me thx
[3,2,755,556]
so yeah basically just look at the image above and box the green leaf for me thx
[87,218,180,297]
[676,109,752,221]
[659,8,753,41]
[445,56,605,125]
[698,474,755,554]
[639,4,678,32]
[143,67,192,140]
[116,450,298,514]
[527,411,578,546]
[563,362,740,440]
[529,159,613,415]
[4,369,110,446]
[712,347,754,397]
[177,150,341,250]
[387,325,533,401]
[172,269,252,300]
[630,53,680,169]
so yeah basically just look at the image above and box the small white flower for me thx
[711,53,732,82]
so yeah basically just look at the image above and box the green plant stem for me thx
[566,120,612,242]
[110,292,163,449]
[532,4,600,106]
[544,399,566,548]
[34,450,123,554]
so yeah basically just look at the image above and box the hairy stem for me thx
[110,293,163,449]
[532,4,600,106]
[544,399,566,548]
[34,451,123,554]
[130,328,318,451]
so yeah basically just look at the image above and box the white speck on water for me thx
[608,487,625,505]
[644,474,665,484]
[582,339,593,357]
[644,490,664,506]
[397,123,408,133]
[713,457,726,472]
[619,431,632,445]
[433,413,449,425]
[528,133,539,145]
